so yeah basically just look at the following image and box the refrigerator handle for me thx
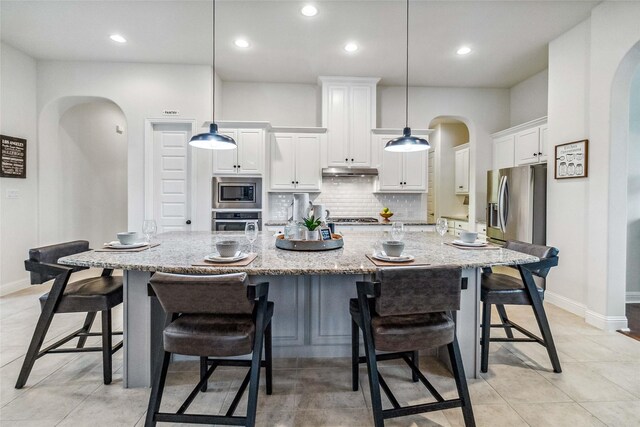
[502,176,510,229]
[497,176,505,232]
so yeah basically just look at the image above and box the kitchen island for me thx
[59,231,537,388]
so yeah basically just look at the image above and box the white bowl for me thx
[117,232,139,245]
[216,240,239,257]
[459,231,478,243]
[382,240,405,257]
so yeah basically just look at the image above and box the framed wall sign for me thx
[319,227,332,241]
[554,139,588,179]
[0,135,27,179]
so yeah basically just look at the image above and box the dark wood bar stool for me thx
[145,272,273,427]
[351,267,475,427]
[16,240,123,389]
[480,240,561,373]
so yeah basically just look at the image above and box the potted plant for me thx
[302,215,322,240]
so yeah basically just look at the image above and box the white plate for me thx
[104,241,149,249]
[452,240,487,247]
[372,253,414,263]
[204,252,249,263]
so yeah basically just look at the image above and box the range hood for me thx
[322,167,379,177]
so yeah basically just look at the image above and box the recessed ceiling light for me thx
[344,43,358,53]
[234,39,250,48]
[109,34,127,43]
[301,5,318,17]
[456,46,471,55]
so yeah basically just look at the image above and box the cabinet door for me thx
[403,150,427,191]
[237,129,263,175]
[454,149,467,194]
[212,129,238,174]
[538,125,548,163]
[514,127,541,166]
[349,85,372,166]
[493,135,515,170]
[379,145,403,191]
[295,134,321,191]
[325,85,350,166]
[269,133,296,190]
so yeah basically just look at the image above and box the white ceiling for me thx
[0,0,599,88]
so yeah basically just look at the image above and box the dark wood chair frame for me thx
[351,280,475,427]
[145,282,272,427]
[15,261,123,389]
[481,256,561,373]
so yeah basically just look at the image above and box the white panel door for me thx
[349,85,372,166]
[295,134,321,191]
[270,133,296,190]
[403,150,427,191]
[212,129,238,174]
[237,129,263,175]
[514,127,541,165]
[379,144,403,191]
[325,85,350,166]
[493,135,515,170]
[153,123,192,233]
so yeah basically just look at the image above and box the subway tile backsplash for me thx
[268,176,426,221]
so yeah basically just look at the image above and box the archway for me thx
[38,96,128,248]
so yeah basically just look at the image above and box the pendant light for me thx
[384,0,430,152]
[189,0,237,150]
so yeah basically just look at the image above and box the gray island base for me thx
[59,231,537,388]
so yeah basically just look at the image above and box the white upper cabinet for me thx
[492,117,547,170]
[454,144,470,194]
[269,132,322,192]
[375,133,428,192]
[320,77,379,167]
[213,127,265,175]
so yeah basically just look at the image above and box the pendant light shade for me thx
[384,0,430,153]
[189,0,236,150]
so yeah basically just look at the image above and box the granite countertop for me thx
[59,231,538,275]
[265,220,433,227]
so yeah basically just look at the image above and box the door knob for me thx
[186,220,191,225]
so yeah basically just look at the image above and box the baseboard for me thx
[0,277,29,297]
[626,291,640,304]
[585,310,628,331]
[545,291,586,317]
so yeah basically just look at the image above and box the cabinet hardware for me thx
[233,165,237,168]
[459,185,463,188]
[237,165,241,168]
[533,153,538,156]
[538,152,542,155]
[291,181,295,184]
[186,220,191,225]
[345,158,348,162]
[351,158,354,162]
[296,181,299,184]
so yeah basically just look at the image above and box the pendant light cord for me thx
[212,0,216,122]
[405,0,409,129]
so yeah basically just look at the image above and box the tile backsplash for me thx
[268,176,426,221]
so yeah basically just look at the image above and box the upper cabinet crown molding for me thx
[269,126,327,134]
[490,116,547,139]
[320,76,380,168]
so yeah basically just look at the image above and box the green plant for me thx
[303,215,322,231]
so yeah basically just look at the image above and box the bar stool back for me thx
[351,266,475,427]
[145,272,273,427]
[480,240,560,373]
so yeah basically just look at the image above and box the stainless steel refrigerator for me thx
[486,164,547,245]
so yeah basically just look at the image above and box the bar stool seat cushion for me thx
[350,299,455,352]
[164,302,274,357]
[39,276,123,313]
[481,273,544,305]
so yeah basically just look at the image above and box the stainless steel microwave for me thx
[212,177,262,210]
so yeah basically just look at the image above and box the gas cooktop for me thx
[329,217,379,223]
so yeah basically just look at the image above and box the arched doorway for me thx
[38,96,127,248]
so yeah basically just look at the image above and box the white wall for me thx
[222,82,317,127]
[627,67,640,297]
[547,20,591,312]
[57,100,127,248]
[0,43,38,295]
[510,69,549,126]
[36,61,214,247]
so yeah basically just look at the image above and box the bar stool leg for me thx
[495,305,514,339]
[448,339,476,427]
[480,301,491,373]
[530,297,562,373]
[77,312,97,348]
[411,350,419,382]
[101,309,113,385]
[351,319,359,391]
[265,321,273,395]
[200,357,208,392]
[145,351,171,427]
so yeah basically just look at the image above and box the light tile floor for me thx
[1,277,639,426]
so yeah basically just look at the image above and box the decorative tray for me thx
[275,234,344,251]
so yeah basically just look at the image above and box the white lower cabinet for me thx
[269,132,321,191]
